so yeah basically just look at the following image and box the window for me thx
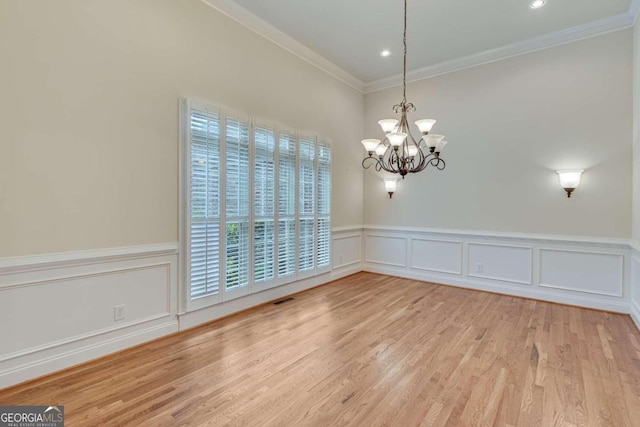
[182,99,331,308]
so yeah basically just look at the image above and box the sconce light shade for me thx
[556,170,584,198]
[383,178,398,199]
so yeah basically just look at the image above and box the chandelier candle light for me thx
[361,0,449,178]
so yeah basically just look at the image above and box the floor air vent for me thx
[273,297,295,305]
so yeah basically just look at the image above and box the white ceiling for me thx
[227,0,634,86]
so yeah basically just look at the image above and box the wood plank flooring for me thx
[2,272,640,426]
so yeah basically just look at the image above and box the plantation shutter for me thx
[183,98,332,310]
[225,115,250,291]
[298,135,316,273]
[254,123,276,285]
[278,130,297,282]
[317,140,331,270]
[189,107,221,300]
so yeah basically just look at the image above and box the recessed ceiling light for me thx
[530,0,546,9]
[380,50,391,57]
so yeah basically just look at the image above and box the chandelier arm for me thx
[361,157,377,170]
[416,146,427,168]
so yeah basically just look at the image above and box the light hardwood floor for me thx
[2,272,640,426]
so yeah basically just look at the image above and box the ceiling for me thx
[228,0,634,86]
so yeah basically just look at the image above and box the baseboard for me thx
[0,316,179,389]
[631,300,640,331]
[363,263,629,313]
[179,263,361,330]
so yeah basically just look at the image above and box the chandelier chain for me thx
[402,0,407,105]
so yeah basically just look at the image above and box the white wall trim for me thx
[467,243,533,285]
[362,226,631,315]
[178,263,361,331]
[630,245,640,331]
[362,224,630,249]
[538,248,624,298]
[629,239,640,253]
[0,262,172,292]
[0,243,179,275]
[0,313,174,364]
[409,238,463,275]
[0,230,364,389]
[0,244,180,389]
[364,263,629,314]
[365,234,408,267]
[362,224,630,248]
[199,0,365,93]
[332,224,364,233]
[0,318,178,390]
[199,1,638,94]
[364,13,634,93]
[4,225,637,388]
[631,300,640,331]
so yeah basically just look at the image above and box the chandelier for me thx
[361,0,448,178]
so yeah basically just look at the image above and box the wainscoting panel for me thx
[332,232,362,270]
[0,228,365,388]
[411,239,462,275]
[468,243,533,285]
[540,249,624,297]
[362,225,630,314]
[365,235,407,267]
[0,245,179,389]
[0,264,171,357]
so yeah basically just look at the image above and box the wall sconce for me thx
[383,178,398,199]
[556,170,584,198]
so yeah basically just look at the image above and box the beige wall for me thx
[364,30,633,238]
[633,20,640,242]
[0,0,364,257]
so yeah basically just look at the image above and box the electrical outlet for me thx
[114,305,125,321]
[339,255,344,264]
[475,263,484,273]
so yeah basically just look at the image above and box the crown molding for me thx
[364,12,635,93]
[200,0,638,95]
[200,0,366,93]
